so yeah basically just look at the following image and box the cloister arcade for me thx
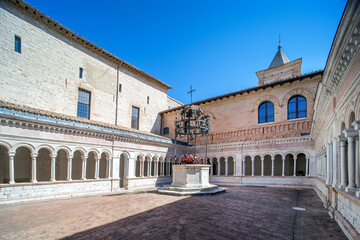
[0,142,175,187]
[242,153,309,177]
[317,110,360,190]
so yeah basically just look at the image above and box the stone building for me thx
[1,0,360,239]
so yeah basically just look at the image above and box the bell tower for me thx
[256,40,302,86]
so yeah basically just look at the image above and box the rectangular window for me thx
[15,36,21,53]
[131,106,139,129]
[79,67,83,78]
[77,89,91,119]
[119,84,122,92]
[147,96,150,104]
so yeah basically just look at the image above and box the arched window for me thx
[258,101,274,123]
[288,96,306,119]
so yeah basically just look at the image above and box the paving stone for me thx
[0,187,346,239]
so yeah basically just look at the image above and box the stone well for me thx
[158,164,225,196]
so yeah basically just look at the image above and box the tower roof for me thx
[268,44,290,69]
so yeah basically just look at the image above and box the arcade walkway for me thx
[0,187,346,240]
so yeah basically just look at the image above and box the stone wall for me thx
[0,1,169,134]
[163,74,320,142]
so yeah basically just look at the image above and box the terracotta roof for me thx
[0,100,170,141]
[7,0,172,89]
[161,70,323,114]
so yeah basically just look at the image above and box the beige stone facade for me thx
[1,0,360,239]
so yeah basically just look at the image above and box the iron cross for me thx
[187,84,196,104]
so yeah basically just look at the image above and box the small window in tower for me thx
[79,67,83,78]
[15,35,21,53]
[147,96,150,104]
[119,84,122,92]
[163,127,169,135]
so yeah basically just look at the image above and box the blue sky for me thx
[26,0,347,104]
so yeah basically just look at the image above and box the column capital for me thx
[344,128,357,138]
[8,152,16,157]
[31,153,38,158]
[352,120,360,130]
[52,154,57,158]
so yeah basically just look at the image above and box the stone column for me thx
[149,160,152,177]
[339,138,347,188]
[251,159,254,176]
[282,156,285,176]
[305,157,309,176]
[210,159,213,175]
[261,157,264,176]
[345,133,356,189]
[242,160,245,176]
[154,161,158,177]
[332,138,338,186]
[9,152,15,184]
[50,154,56,182]
[326,143,331,184]
[293,155,297,177]
[160,161,165,176]
[271,156,274,176]
[166,162,170,176]
[356,137,359,187]
[95,156,100,179]
[67,154,73,181]
[225,159,228,176]
[82,156,87,180]
[31,153,38,183]
[139,160,144,177]
[217,160,220,176]
[107,157,112,179]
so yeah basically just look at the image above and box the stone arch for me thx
[36,147,52,181]
[284,153,295,176]
[274,154,283,176]
[35,144,55,155]
[227,156,235,175]
[13,143,35,153]
[72,150,84,180]
[349,111,356,128]
[55,146,72,156]
[119,152,127,187]
[55,149,68,181]
[151,155,158,176]
[119,150,130,159]
[212,157,219,175]
[14,146,32,183]
[254,155,261,176]
[0,141,12,152]
[344,104,355,129]
[86,151,96,179]
[72,147,86,156]
[0,144,9,183]
[295,153,307,176]
[99,152,109,179]
[354,92,360,119]
[244,156,252,176]
[281,88,315,108]
[87,148,100,158]
[219,157,226,175]
[135,154,143,177]
[263,154,272,176]
[252,95,280,112]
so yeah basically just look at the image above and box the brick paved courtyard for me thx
[0,186,346,240]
